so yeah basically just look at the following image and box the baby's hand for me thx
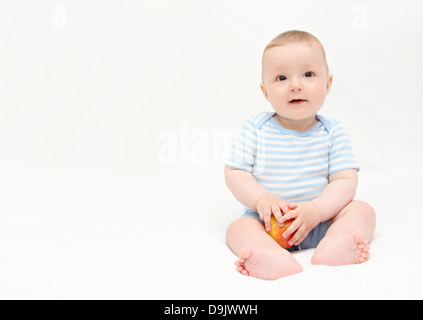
[279,201,321,246]
[256,194,297,232]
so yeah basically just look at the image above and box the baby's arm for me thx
[312,168,358,221]
[224,166,269,210]
[225,166,296,231]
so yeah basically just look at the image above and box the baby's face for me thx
[261,42,332,127]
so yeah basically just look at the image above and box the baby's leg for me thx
[311,200,376,266]
[226,217,303,280]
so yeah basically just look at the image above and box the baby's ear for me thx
[260,82,269,100]
[326,74,334,94]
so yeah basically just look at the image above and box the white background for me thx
[0,0,423,299]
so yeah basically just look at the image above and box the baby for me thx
[225,30,376,280]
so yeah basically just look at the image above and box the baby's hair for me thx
[263,30,328,71]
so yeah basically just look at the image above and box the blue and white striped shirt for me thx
[225,112,359,213]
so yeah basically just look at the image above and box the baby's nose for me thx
[289,79,302,92]
[290,86,302,92]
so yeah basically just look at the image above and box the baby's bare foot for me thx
[234,247,302,280]
[312,232,370,266]
[352,232,370,263]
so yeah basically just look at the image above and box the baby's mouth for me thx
[289,99,307,104]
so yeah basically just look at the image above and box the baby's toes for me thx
[358,249,369,263]
[358,243,369,251]
[240,268,249,276]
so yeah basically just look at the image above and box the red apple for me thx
[266,216,295,249]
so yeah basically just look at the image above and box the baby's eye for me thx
[277,75,286,81]
[304,71,314,77]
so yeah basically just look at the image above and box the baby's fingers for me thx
[282,217,301,239]
[287,202,298,210]
[289,225,308,246]
[279,208,298,225]
[278,201,289,215]
[272,204,283,227]
[278,201,298,217]
[262,207,272,232]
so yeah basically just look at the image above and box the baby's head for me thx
[262,30,329,74]
[260,30,333,130]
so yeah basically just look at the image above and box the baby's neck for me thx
[273,115,318,132]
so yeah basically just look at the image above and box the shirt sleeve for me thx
[328,123,360,175]
[224,117,258,174]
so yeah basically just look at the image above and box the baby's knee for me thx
[225,217,262,243]
[226,218,247,238]
[352,200,376,223]
[226,218,241,242]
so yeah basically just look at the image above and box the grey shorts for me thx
[242,211,330,252]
